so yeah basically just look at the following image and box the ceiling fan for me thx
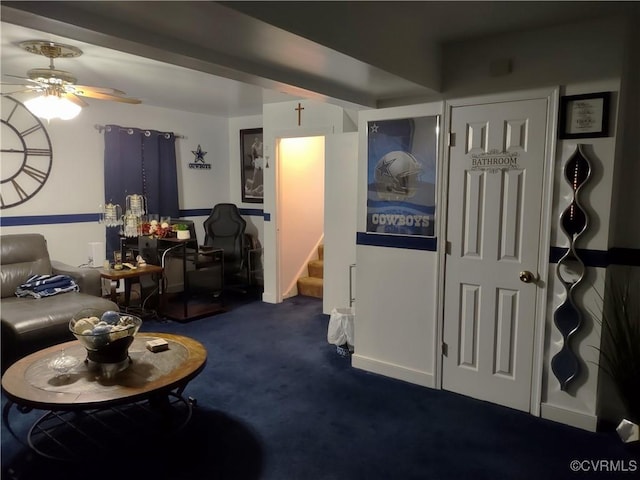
[2,40,141,118]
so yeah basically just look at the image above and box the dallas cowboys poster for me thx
[367,116,439,237]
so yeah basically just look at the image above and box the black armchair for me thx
[200,203,261,291]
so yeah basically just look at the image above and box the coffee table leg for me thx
[109,279,118,303]
[2,400,31,447]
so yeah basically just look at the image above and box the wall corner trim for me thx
[540,402,598,432]
[352,354,435,388]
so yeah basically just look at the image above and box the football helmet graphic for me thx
[374,150,422,200]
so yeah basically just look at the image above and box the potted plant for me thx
[596,270,640,444]
[173,223,190,240]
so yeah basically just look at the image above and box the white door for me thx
[323,133,358,315]
[442,98,549,412]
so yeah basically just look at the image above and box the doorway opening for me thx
[277,136,325,300]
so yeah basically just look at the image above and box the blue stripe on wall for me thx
[180,208,264,217]
[550,246,640,267]
[3,214,638,267]
[355,234,640,267]
[179,209,212,217]
[609,247,640,266]
[0,209,266,227]
[0,213,99,226]
[356,232,438,251]
[240,208,265,217]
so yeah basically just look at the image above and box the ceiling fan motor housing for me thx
[27,68,77,85]
[19,40,83,59]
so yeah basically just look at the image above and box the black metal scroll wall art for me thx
[551,144,592,391]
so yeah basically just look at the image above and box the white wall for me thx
[441,16,626,99]
[1,98,228,266]
[541,79,621,430]
[609,19,640,249]
[351,15,632,432]
[323,132,358,315]
[352,102,442,388]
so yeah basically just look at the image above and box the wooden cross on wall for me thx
[295,102,304,126]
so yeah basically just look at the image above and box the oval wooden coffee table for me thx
[2,333,207,461]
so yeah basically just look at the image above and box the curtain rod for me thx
[94,124,186,139]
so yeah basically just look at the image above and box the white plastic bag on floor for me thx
[327,307,355,347]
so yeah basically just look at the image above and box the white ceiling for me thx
[1,1,637,118]
[1,22,302,117]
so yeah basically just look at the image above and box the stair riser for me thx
[297,277,323,299]
[298,244,324,298]
[308,263,323,278]
[298,285,323,299]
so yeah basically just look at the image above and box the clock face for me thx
[1,96,53,208]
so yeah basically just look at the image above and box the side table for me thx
[100,264,164,312]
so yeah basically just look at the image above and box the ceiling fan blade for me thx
[3,74,40,84]
[1,89,35,96]
[74,89,141,104]
[2,88,37,97]
[63,92,89,107]
[1,82,35,87]
[72,84,126,96]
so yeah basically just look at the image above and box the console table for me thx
[156,238,225,321]
[121,236,224,321]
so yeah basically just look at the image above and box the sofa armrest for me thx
[51,261,102,297]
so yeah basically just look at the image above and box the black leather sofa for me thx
[1,233,119,370]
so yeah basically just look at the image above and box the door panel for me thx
[443,98,548,412]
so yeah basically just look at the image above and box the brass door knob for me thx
[519,271,535,283]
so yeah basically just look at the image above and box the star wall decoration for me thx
[191,144,207,163]
[188,144,212,169]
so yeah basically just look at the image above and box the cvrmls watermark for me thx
[570,459,637,473]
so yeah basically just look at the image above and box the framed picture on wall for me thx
[240,128,264,203]
[366,115,439,237]
[559,92,611,139]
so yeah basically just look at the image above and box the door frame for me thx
[435,87,560,416]
[270,126,332,304]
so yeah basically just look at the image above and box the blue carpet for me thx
[2,296,637,479]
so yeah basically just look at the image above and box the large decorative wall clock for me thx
[1,96,53,208]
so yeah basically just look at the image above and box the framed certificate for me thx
[559,92,610,139]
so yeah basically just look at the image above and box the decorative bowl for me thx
[69,309,142,365]
[48,349,80,377]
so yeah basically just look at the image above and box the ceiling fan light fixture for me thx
[25,92,82,121]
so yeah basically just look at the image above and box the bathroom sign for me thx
[469,149,520,174]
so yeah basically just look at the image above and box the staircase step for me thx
[318,244,324,260]
[308,259,324,278]
[297,276,323,299]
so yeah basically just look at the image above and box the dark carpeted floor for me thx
[2,295,637,480]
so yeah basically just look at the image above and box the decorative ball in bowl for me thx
[70,309,142,365]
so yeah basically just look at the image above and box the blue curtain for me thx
[103,125,179,259]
